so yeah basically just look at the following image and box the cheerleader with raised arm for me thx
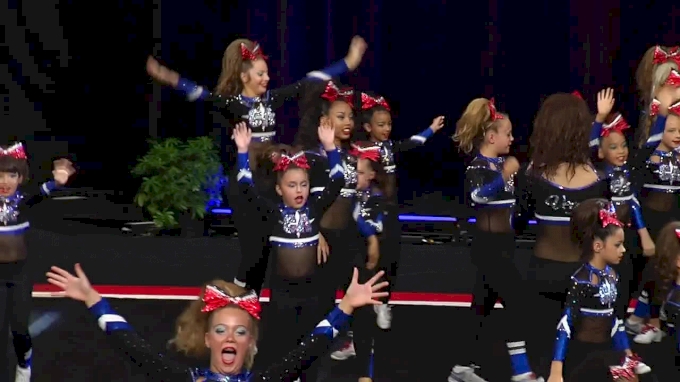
[45,263,389,382]
[0,143,75,382]
[448,98,541,382]
[547,199,649,382]
[147,36,367,295]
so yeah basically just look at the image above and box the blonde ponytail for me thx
[452,98,494,154]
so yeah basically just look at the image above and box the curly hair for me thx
[170,280,259,369]
[214,39,259,97]
[652,221,680,305]
[570,198,623,262]
[0,156,29,181]
[452,98,506,154]
[529,93,592,179]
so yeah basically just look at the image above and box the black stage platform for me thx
[3,197,677,381]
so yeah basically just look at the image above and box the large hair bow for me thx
[361,93,390,111]
[600,114,630,137]
[571,90,584,100]
[0,143,27,159]
[649,99,661,117]
[240,42,268,61]
[349,143,381,162]
[599,203,622,228]
[669,100,680,116]
[666,69,680,87]
[488,98,504,121]
[321,82,354,105]
[201,286,262,320]
[652,45,680,66]
[272,151,310,172]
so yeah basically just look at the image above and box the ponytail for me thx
[452,98,495,154]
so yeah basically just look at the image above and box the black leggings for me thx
[0,264,33,371]
[318,227,362,315]
[380,207,401,301]
[563,340,621,382]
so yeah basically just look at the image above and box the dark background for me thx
[2,0,679,213]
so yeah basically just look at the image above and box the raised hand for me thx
[341,268,389,310]
[596,88,615,121]
[46,263,99,305]
[52,158,75,186]
[318,120,336,151]
[346,36,368,71]
[146,56,180,87]
[503,156,520,176]
[430,116,445,132]
[233,122,252,153]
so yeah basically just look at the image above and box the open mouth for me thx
[221,346,237,365]
[342,127,351,135]
[0,187,10,194]
[294,196,304,204]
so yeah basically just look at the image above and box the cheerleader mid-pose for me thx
[0,143,75,382]
[548,199,649,382]
[45,263,389,382]
[449,98,541,382]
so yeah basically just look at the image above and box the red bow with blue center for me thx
[201,286,262,320]
[321,82,354,105]
[599,203,622,228]
[0,143,27,160]
[349,143,381,161]
[240,42,268,61]
[361,93,390,111]
[600,114,630,137]
[488,97,504,121]
[652,45,680,66]
[272,151,310,172]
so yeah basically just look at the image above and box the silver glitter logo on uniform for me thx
[545,195,577,214]
[655,155,680,184]
[609,170,631,196]
[597,276,618,306]
[244,102,275,131]
[0,194,22,225]
[343,157,358,187]
[280,209,313,238]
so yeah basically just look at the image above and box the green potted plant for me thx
[132,136,225,236]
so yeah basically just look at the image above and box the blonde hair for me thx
[214,39,258,97]
[452,98,505,154]
[171,280,259,369]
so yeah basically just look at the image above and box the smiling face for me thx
[660,114,680,151]
[204,307,256,375]
[321,101,354,142]
[364,110,392,142]
[241,59,269,97]
[598,131,629,167]
[0,171,22,197]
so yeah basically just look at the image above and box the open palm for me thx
[46,263,95,302]
[343,268,389,308]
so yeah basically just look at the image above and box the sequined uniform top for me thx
[353,189,384,239]
[375,127,435,204]
[0,180,59,280]
[516,165,609,262]
[175,60,349,143]
[589,116,667,149]
[553,263,629,362]
[236,151,344,280]
[633,150,680,225]
[464,155,516,233]
[602,164,645,230]
[88,297,351,382]
[307,146,358,230]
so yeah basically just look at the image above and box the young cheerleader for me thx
[233,121,344,381]
[449,98,541,382]
[45,263,389,382]
[547,199,648,382]
[0,142,75,382]
[147,36,367,295]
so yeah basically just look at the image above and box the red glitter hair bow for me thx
[201,286,262,320]
[600,114,630,138]
[272,151,310,172]
[571,90,584,100]
[361,93,390,111]
[0,143,27,160]
[669,100,680,116]
[652,45,680,66]
[665,69,680,87]
[649,99,661,117]
[599,203,622,228]
[349,143,381,162]
[240,42,268,61]
[488,98,504,121]
[675,228,680,240]
[321,82,354,105]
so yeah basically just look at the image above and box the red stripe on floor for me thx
[31,284,639,309]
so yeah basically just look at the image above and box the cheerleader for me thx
[449,98,541,382]
[233,121,344,381]
[45,263,389,382]
[146,36,367,294]
[356,92,445,329]
[0,143,75,382]
[547,199,648,382]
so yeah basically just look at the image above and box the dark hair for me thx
[652,221,680,305]
[570,198,623,261]
[353,91,391,142]
[353,141,388,192]
[259,144,309,184]
[529,93,592,179]
[0,156,29,182]
[294,79,355,151]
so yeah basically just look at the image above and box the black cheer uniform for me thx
[88,297,351,382]
[175,60,350,295]
[0,179,61,373]
[235,150,344,379]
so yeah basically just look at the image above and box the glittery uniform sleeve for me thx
[627,190,646,229]
[269,59,350,102]
[553,277,581,362]
[392,127,435,152]
[645,115,667,148]
[355,194,384,238]
[89,298,195,382]
[465,161,507,206]
[236,153,278,216]
[611,271,631,352]
[589,121,604,148]
[253,306,350,381]
[309,148,345,212]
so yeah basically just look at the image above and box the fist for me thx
[503,156,520,174]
